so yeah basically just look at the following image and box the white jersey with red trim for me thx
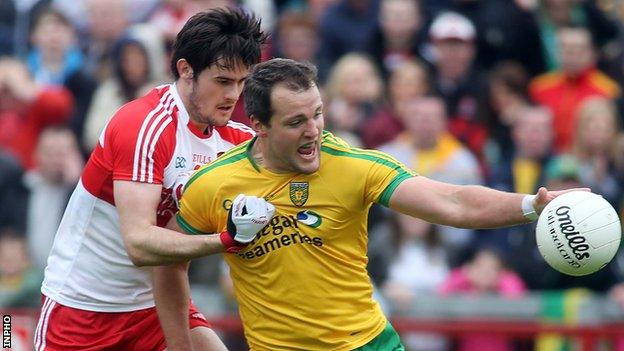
[41,84,253,312]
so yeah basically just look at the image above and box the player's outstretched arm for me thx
[115,180,226,266]
[388,176,589,229]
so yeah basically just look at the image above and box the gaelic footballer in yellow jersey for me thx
[165,59,585,351]
[177,131,415,350]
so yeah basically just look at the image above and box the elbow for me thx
[127,249,150,267]
[125,242,153,267]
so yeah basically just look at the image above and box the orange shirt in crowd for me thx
[529,67,619,153]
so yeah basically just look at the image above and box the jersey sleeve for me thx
[322,131,416,207]
[361,149,416,207]
[175,170,218,235]
[104,100,176,184]
[215,121,255,145]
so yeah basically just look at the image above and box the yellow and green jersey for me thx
[177,131,415,350]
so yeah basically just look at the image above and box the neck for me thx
[251,137,288,174]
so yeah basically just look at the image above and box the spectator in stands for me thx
[324,53,383,146]
[28,7,97,152]
[0,228,42,308]
[24,127,83,270]
[362,58,430,149]
[449,0,545,75]
[0,0,51,57]
[375,216,449,351]
[530,26,620,153]
[570,97,621,206]
[317,0,380,79]
[272,11,320,69]
[481,106,554,282]
[83,34,163,151]
[82,0,131,80]
[428,11,488,163]
[439,247,526,351]
[0,151,29,233]
[535,0,619,71]
[485,61,532,161]
[150,0,237,50]
[365,0,427,78]
[0,58,74,169]
[380,95,482,265]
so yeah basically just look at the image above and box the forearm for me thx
[125,226,225,266]
[450,185,530,229]
[153,262,192,351]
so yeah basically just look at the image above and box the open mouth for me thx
[297,142,317,160]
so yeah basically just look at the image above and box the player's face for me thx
[187,62,248,129]
[262,85,324,174]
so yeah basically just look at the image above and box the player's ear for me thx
[176,59,194,80]
[250,116,268,137]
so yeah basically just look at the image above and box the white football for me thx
[535,191,621,276]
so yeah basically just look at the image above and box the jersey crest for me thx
[289,182,309,207]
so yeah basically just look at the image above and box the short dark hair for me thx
[243,58,318,126]
[170,8,266,79]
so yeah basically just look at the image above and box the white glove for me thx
[227,194,275,244]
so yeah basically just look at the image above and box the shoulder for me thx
[185,142,250,188]
[529,72,564,93]
[101,86,178,148]
[321,131,411,171]
[588,70,621,97]
[214,121,255,145]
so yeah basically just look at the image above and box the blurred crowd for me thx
[1,0,624,348]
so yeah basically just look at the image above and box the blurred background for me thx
[1,0,624,350]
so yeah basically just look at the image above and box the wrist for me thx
[522,194,538,221]
[219,231,246,253]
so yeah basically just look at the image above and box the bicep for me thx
[114,180,162,239]
[388,176,462,225]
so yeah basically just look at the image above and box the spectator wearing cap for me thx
[428,11,488,170]
[530,26,620,153]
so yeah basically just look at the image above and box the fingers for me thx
[232,194,247,216]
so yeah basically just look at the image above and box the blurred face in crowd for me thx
[434,39,475,81]
[512,107,553,159]
[336,57,383,104]
[558,28,595,77]
[0,236,29,277]
[87,0,128,43]
[31,12,76,60]
[121,43,150,87]
[255,84,324,174]
[36,129,80,184]
[389,60,429,110]
[279,23,318,62]
[380,0,421,43]
[466,250,504,292]
[396,214,431,241]
[575,99,618,154]
[402,97,447,149]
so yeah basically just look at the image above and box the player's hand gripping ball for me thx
[536,191,621,276]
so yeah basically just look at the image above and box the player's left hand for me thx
[532,187,591,215]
